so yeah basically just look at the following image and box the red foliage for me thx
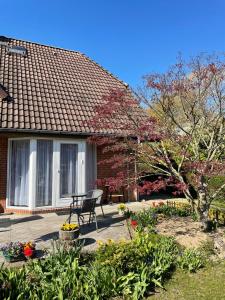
[139,179,167,195]
[96,172,126,192]
[88,55,225,206]
[139,177,189,197]
[88,88,159,141]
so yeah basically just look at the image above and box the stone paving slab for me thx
[0,201,153,266]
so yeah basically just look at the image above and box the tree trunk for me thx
[196,191,213,232]
[183,189,195,212]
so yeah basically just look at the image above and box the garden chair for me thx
[67,190,103,231]
[86,189,105,217]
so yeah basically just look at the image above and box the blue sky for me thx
[1,0,225,88]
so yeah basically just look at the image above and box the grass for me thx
[149,261,225,300]
[211,200,225,210]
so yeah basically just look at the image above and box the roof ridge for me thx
[78,52,129,88]
[6,35,80,54]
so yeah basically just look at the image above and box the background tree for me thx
[89,54,225,228]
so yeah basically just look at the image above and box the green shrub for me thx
[85,264,119,299]
[152,205,191,217]
[95,232,179,293]
[135,209,157,231]
[199,239,215,257]
[0,234,206,300]
[177,248,205,272]
[0,240,89,300]
[126,205,192,233]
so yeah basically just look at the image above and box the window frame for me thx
[7,138,32,210]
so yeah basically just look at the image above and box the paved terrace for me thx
[0,201,161,265]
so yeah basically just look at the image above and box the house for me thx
[0,36,131,214]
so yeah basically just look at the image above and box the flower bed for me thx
[0,233,205,300]
[0,241,36,262]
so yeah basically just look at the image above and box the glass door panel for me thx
[60,144,78,197]
[36,140,53,207]
[9,140,30,206]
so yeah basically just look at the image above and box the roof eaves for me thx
[0,127,119,137]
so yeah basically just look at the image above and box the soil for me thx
[156,216,207,248]
[156,216,225,258]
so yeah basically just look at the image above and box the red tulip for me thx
[24,248,33,257]
[131,220,138,229]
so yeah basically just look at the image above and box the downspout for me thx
[135,137,140,201]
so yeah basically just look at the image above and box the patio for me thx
[0,201,153,264]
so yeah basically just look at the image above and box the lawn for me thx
[150,261,225,300]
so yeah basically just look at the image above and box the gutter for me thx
[0,128,135,138]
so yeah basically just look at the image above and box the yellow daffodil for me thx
[97,240,104,246]
[118,204,126,211]
[61,223,79,231]
[107,239,114,245]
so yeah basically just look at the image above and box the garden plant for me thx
[0,229,205,300]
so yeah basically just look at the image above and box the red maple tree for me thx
[89,54,225,227]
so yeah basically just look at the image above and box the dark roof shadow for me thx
[36,215,126,241]
[79,237,96,247]
[36,231,59,242]
[36,232,96,248]
[12,215,43,224]
[98,211,118,218]
[55,211,70,216]
[0,218,11,228]
[79,215,125,234]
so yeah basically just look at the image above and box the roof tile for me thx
[0,37,128,134]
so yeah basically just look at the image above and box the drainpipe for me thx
[134,137,140,202]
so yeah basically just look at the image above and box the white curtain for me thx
[36,140,53,206]
[9,140,29,206]
[60,144,78,197]
[86,143,97,191]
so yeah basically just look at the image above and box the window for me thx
[9,140,30,206]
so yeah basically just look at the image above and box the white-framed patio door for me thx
[53,141,86,207]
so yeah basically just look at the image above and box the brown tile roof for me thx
[0,85,8,101]
[0,37,128,134]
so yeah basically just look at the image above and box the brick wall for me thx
[96,146,137,202]
[0,135,8,212]
[97,146,117,180]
